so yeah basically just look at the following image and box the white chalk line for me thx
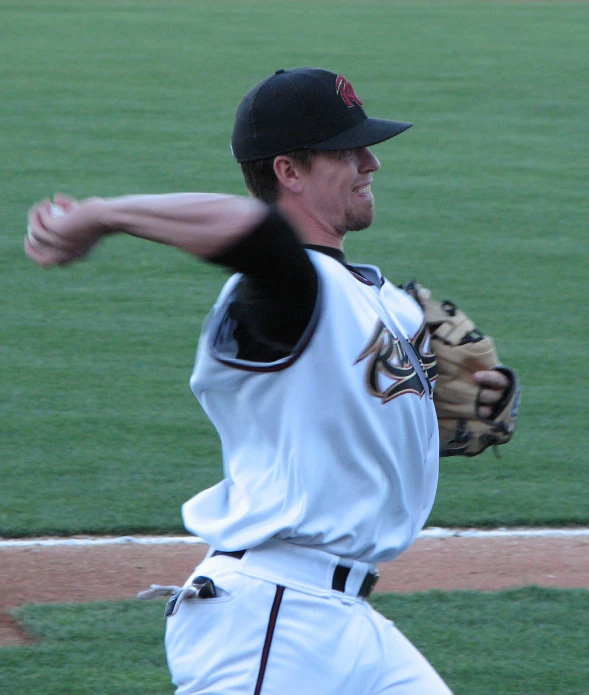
[1,527,589,548]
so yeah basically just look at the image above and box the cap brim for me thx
[312,117,412,151]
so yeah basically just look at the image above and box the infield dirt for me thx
[1,534,588,646]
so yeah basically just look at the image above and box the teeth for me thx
[357,185,371,193]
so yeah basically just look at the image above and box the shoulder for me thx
[213,272,243,307]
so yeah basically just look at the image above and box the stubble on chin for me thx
[345,204,375,232]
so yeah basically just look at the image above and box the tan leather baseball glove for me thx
[402,281,521,457]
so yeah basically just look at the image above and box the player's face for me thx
[300,147,381,234]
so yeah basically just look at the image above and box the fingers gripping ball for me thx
[27,203,65,248]
[402,281,521,457]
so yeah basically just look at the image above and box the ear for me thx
[273,156,306,194]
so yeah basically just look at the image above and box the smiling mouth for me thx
[355,184,372,195]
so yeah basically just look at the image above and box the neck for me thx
[277,200,345,251]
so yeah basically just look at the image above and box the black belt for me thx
[211,550,379,598]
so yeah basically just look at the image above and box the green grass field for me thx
[2,0,587,536]
[2,589,588,694]
[1,1,588,692]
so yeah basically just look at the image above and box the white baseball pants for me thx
[164,539,453,695]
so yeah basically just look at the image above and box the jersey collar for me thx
[303,244,346,264]
[304,244,381,286]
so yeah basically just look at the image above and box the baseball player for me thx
[26,68,516,694]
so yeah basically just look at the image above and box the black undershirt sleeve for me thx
[207,207,319,362]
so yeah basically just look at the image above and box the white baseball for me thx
[50,203,66,219]
[27,203,66,247]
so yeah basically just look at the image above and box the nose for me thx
[358,147,381,173]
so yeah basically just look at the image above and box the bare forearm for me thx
[100,193,267,257]
[25,192,268,267]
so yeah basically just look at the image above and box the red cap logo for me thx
[336,75,363,108]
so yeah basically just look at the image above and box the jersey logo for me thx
[412,322,438,385]
[336,75,363,108]
[355,321,437,402]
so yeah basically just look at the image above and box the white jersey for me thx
[183,251,439,564]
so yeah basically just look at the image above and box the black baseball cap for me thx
[231,67,412,163]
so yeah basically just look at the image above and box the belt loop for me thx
[343,561,373,597]
[210,541,378,598]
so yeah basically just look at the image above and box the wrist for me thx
[81,197,118,236]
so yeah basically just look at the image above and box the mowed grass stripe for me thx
[1,1,588,536]
[1,589,588,694]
